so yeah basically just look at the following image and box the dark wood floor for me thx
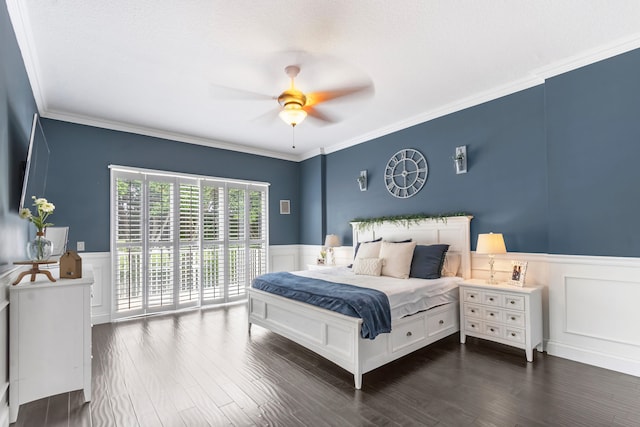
[12,303,640,426]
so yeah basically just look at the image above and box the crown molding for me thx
[41,110,300,162]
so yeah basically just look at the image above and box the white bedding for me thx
[293,267,462,321]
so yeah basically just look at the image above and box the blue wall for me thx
[299,155,325,245]
[546,49,640,257]
[325,86,548,252]
[41,120,301,252]
[0,0,38,271]
[320,48,640,257]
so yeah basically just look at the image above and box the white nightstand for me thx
[459,279,543,362]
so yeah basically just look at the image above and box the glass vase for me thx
[26,232,53,261]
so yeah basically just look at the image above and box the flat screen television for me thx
[19,113,50,211]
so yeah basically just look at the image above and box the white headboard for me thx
[350,216,473,279]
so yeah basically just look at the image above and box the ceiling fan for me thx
[210,63,373,129]
[275,64,373,128]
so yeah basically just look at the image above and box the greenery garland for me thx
[351,212,470,231]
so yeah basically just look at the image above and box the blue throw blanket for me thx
[252,272,391,339]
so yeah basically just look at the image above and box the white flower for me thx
[40,202,55,213]
[19,208,32,219]
[32,196,47,205]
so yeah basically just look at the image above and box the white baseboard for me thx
[546,340,640,377]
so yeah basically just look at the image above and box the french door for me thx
[111,167,268,319]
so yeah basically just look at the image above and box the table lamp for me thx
[476,232,506,284]
[324,234,341,265]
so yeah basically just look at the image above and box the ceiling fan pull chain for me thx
[291,125,296,149]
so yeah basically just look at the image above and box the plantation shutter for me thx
[114,173,144,315]
[111,166,268,318]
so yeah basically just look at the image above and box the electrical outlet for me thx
[77,241,85,251]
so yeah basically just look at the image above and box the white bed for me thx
[248,216,472,389]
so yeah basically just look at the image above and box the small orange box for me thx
[60,250,82,279]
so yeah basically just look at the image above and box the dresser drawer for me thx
[392,317,426,352]
[464,303,482,318]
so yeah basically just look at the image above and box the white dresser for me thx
[459,279,542,362]
[8,266,93,423]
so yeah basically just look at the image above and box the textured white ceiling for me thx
[8,1,640,161]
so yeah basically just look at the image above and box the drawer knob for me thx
[510,301,515,305]
[489,313,494,317]
[490,328,495,332]
[438,320,444,325]
[489,297,494,301]
[406,331,412,337]
[470,295,475,299]
[511,316,516,321]
[511,332,516,337]
[470,309,475,313]
[471,324,476,328]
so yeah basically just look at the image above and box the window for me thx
[111,166,268,319]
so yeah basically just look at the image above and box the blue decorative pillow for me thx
[409,244,449,279]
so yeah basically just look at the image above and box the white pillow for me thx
[354,240,382,260]
[353,258,383,276]
[442,252,461,277]
[379,241,417,279]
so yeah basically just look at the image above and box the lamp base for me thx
[486,256,498,284]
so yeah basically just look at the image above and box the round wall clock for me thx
[384,148,428,198]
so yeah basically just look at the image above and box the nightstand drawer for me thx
[465,319,482,333]
[504,295,525,310]
[463,289,481,303]
[464,303,482,318]
[505,327,525,344]
[484,322,503,338]
[483,308,503,322]
[483,292,501,306]
[504,310,525,327]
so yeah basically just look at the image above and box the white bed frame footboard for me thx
[248,215,472,389]
[248,289,459,388]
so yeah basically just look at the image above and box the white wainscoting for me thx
[474,251,640,378]
[81,252,111,325]
[81,246,640,378]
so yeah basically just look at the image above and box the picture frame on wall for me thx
[509,261,528,287]
[279,200,290,215]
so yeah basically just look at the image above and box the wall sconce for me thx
[357,170,367,191]
[454,145,467,174]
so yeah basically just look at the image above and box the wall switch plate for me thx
[77,241,85,251]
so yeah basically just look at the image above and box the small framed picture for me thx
[279,200,290,215]
[509,261,528,287]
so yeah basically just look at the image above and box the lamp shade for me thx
[279,105,307,127]
[324,234,341,248]
[476,233,506,254]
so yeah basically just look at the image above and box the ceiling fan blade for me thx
[306,83,374,107]
[209,83,275,101]
[304,106,337,124]
[252,107,281,124]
